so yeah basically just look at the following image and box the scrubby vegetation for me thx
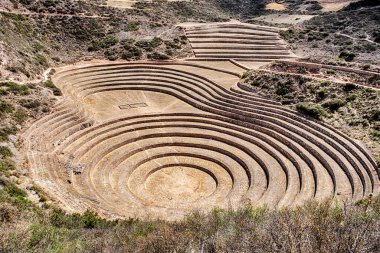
[296,102,326,119]
[0,1,197,80]
[0,80,53,142]
[241,70,380,162]
[0,82,30,96]
[90,34,188,61]
[322,99,346,112]
[44,80,62,96]
[279,1,380,64]
[269,61,380,87]
[0,174,379,252]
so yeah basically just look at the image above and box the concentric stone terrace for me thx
[22,61,379,220]
[183,22,296,61]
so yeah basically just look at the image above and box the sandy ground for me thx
[265,3,286,11]
[253,14,315,25]
[318,0,359,12]
[106,0,136,8]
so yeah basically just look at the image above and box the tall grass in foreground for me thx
[0,178,379,252]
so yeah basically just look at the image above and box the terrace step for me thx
[22,61,379,220]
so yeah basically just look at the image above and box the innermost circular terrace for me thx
[144,165,217,203]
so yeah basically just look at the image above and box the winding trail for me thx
[336,32,378,45]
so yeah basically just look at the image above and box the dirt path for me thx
[336,32,378,45]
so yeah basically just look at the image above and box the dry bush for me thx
[0,185,380,253]
[0,203,19,223]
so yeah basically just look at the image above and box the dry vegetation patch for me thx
[0,180,379,252]
[241,70,380,166]
[279,3,380,65]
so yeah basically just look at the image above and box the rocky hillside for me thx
[280,2,380,65]
[241,68,380,166]
[1,0,229,82]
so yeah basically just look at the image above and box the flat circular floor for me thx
[144,166,217,203]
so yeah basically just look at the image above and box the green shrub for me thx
[88,41,101,51]
[374,31,380,43]
[0,146,12,158]
[104,48,118,61]
[343,83,358,92]
[122,45,142,60]
[88,36,119,51]
[135,40,152,51]
[367,109,380,122]
[0,82,29,96]
[242,71,251,79]
[373,122,380,131]
[367,75,380,85]
[164,40,181,49]
[339,51,356,62]
[6,65,31,78]
[36,54,48,67]
[346,93,357,102]
[5,183,27,198]
[0,100,14,115]
[307,31,328,41]
[296,102,326,119]
[276,80,293,96]
[320,80,331,87]
[349,118,369,127]
[0,126,17,142]
[375,155,380,167]
[180,35,187,43]
[371,130,380,140]
[165,49,173,56]
[316,88,328,100]
[102,35,119,47]
[147,52,170,60]
[49,209,115,229]
[322,99,346,111]
[279,29,295,40]
[121,38,135,46]
[20,99,41,109]
[51,56,60,62]
[81,210,104,229]
[125,21,140,31]
[306,2,323,11]
[27,224,73,250]
[13,108,28,124]
[150,37,163,48]
[356,42,377,53]
[362,64,371,70]
[44,80,62,96]
[0,159,15,174]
